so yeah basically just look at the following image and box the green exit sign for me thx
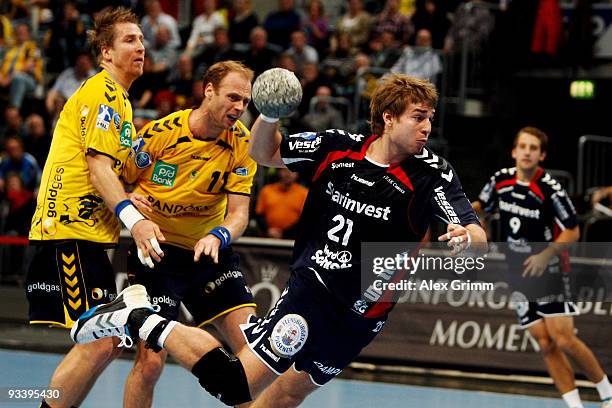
[570,80,595,99]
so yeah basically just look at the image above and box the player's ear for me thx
[511,147,517,160]
[204,82,214,99]
[382,111,393,126]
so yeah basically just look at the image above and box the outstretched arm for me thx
[249,116,286,168]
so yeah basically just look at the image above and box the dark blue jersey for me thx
[478,167,578,246]
[280,129,479,316]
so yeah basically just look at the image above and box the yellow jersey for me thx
[30,70,135,244]
[122,109,257,250]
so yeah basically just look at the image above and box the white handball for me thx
[252,68,302,118]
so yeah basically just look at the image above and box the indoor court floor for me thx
[0,349,601,407]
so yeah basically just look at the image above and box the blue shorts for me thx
[240,267,388,385]
[127,243,255,326]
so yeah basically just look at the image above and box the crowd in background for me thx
[0,0,609,240]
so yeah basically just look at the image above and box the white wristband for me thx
[260,113,279,123]
[118,203,145,231]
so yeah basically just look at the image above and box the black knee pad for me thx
[191,347,252,406]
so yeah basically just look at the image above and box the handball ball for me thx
[252,68,302,118]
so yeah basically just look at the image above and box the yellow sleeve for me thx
[225,150,257,196]
[81,82,129,160]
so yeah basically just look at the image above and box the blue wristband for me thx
[115,199,133,217]
[208,226,231,249]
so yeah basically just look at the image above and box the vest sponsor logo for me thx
[96,104,113,131]
[499,200,540,219]
[288,132,321,152]
[325,182,391,220]
[270,314,308,357]
[151,161,178,187]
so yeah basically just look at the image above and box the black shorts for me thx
[514,299,580,328]
[127,243,255,326]
[241,267,388,386]
[26,240,117,328]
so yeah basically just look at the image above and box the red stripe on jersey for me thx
[387,164,414,191]
[528,168,545,201]
[312,134,377,182]
[495,179,516,190]
[364,301,395,318]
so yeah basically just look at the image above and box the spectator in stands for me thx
[228,0,259,44]
[0,13,14,53]
[45,50,96,119]
[194,26,233,72]
[0,107,26,141]
[152,89,176,118]
[372,0,413,45]
[23,113,50,167]
[263,0,301,50]
[0,135,41,194]
[169,54,195,109]
[44,1,90,73]
[531,0,563,60]
[238,26,279,76]
[0,23,43,109]
[149,23,178,81]
[301,85,345,132]
[443,0,494,54]
[255,168,308,239]
[141,0,181,49]
[368,30,402,68]
[277,52,297,73]
[411,0,450,50]
[286,30,318,76]
[302,0,329,55]
[130,54,165,110]
[390,28,442,84]
[298,62,331,115]
[185,0,226,57]
[336,0,372,51]
[2,171,35,235]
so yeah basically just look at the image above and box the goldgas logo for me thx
[151,161,178,187]
[120,121,133,148]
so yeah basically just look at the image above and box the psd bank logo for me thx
[151,161,178,187]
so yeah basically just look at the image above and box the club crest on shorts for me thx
[270,314,308,357]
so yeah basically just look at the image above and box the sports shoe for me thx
[70,284,155,348]
[602,398,612,408]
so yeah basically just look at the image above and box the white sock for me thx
[562,389,584,408]
[157,320,178,348]
[596,376,612,401]
[139,314,165,341]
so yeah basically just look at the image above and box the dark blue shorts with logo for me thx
[240,267,387,386]
[26,240,117,328]
[127,243,255,326]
